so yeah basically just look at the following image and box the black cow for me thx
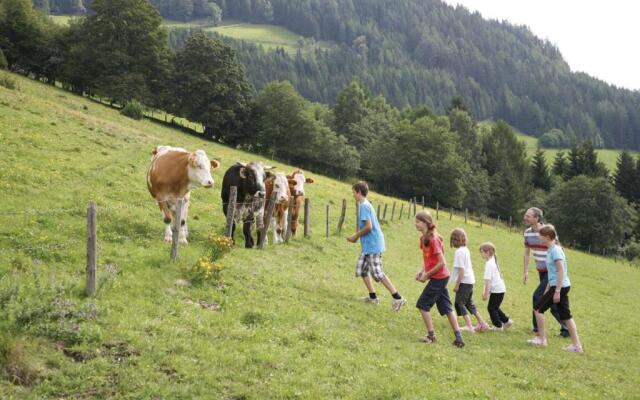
[221,161,273,248]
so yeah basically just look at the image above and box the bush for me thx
[120,100,145,120]
[207,234,234,260]
[0,73,18,90]
[0,337,47,386]
[183,256,224,286]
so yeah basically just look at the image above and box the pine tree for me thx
[614,151,636,203]
[531,148,552,191]
[552,151,568,180]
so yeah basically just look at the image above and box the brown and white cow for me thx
[286,170,314,237]
[264,172,293,243]
[147,146,220,243]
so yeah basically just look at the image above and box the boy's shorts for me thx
[534,286,572,320]
[416,277,453,315]
[454,283,477,316]
[355,253,386,282]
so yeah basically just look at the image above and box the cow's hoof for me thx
[164,237,172,243]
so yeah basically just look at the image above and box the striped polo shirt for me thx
[524,226,548,272]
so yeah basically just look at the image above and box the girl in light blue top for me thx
[528,224,583,353]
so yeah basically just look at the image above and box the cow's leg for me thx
[282,209,289,242]
[179,195,190,244]
[159,202,173,242]
[243,219,254,248]
[271,216,278,244]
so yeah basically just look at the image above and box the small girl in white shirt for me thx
[479,242,514,331]
[450,229,489,332]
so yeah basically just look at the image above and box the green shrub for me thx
[207,234,234,260]
[120,100,145,120]
[182,256,224,286]
[0,73,18,90]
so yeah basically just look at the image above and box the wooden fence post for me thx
[480,214,483,228]
[436,201,439,220]
[224,186,237,238]
[391,202,396,221]
[304,198,311,238]
[497,215,501,227]
[86,201,97,296]
[509,216,512,232]
[326,205,330,238]
[421,196,425,209]
[407,199,412,220]
[258,190,278,249]
[449,207,453,220]
[399,203,404,220]
[171,198,184,261]
[337,199,347,234]
[413,197,417,216]
[377,204,381,220]
[464,208,468,224]
[382,203,388,221]
[285,196,295,242]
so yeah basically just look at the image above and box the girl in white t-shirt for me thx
[479,242,514,331]
[450,229,489,332]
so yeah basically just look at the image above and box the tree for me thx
[614,151,636,203]
[552,151,569,179]
[446,95,472,119]
[170,32,252,141]
[0,0,47,74]
[530,148,552,191]
[333,80,370,150]
[63,0,173,105]
[566,141,609,179]
[546,176,636,251]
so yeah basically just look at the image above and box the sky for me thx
[441,0,640,91]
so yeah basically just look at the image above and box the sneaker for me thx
[563,344,583,353]
[559,329,571,338]
[361,296,379,305]
[419,334,437,343]
[474,322,490,332]
[503,319,514,329]
[460,325,476,333]
[452,338,465,348]
[392,297,407,311]
[490,325,504,331]
[527,337,548,346]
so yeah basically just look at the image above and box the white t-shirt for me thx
[483,257,506,293]
[451,247,475,285]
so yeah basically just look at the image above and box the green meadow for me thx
[1,72,639,399]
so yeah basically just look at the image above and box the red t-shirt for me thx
[420,235,450,280]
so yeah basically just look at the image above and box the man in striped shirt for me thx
[523,207,569,337]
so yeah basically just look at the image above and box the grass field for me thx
[1,72,639,399]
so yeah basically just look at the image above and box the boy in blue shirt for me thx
[527,225,583,352]
[346,182,406,311]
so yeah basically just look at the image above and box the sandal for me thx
[419,335,437,343]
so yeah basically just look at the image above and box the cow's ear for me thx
[152,147,158,155]
[305,178,314,183]
[264,165,276,170]
[287,179,297,186]
[265,170,275,179]
[239,167,247,179]
[210,159,220,170]
[286,175,293,179]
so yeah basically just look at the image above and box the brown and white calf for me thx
[286,170,314,237]
[147,146,220,243]
[265,172,293,243]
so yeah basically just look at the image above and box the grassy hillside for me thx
[1,72,639,399]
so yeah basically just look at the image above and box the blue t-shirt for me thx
[546,245,570,288]
[358,200,385,254]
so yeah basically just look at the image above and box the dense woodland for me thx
[3,0,640,259]
[31,0,640,150]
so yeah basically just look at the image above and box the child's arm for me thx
[453,267,464,292]
[346,219,372,243]
[553,259,564,303]
[482,279,490,301]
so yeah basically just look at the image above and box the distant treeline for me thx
[4,0,640,257]
[33,0,640,150]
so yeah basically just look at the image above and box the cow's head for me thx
[188,150,220,188]
[239,161,274,198]
[287,170,314,197]
[270,172,291,203]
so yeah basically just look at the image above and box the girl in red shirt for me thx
[414,211,465,347]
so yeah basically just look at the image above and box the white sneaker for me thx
[361,296,379,305]
[490,325,504,331]
[503,319,514,329]
[392,297,407,311]
[527,336,548,346]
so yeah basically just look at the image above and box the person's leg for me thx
[454,287,472,330]
[532,272,547,331]
[534,310,546,341]
[551,305,570,336]
[564,318,582,349]
[487,293,503,327]
[420,309,434,332]
[462,315,474,330]
[446,311,461,331]
[362,275,375,293]
[380,276,397,294]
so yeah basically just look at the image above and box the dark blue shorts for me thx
[416,277,453,316]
